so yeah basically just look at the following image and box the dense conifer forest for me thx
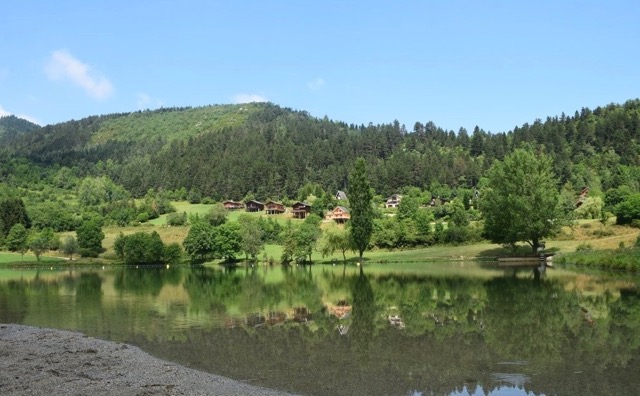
[2,100,639,201]
[1,99,640,264]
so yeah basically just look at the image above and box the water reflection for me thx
[0,263,639,395]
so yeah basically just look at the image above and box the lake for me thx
[1,261,639,395]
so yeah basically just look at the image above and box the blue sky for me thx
[1,1,639,133]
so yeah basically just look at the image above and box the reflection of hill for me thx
[2,264,640,395]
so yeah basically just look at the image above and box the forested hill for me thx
[2,99,640,200]
[0,115,40,145]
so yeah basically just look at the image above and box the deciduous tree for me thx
[481,148,564,254]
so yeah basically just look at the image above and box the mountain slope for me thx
[0,115,40,145]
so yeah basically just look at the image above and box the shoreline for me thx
[0,323,296,396]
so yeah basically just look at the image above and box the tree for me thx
[481,148,564,254]
[61,236,80,260]
[76,218,105,257]
[319,223,352,262]
[183,221,215,262]
[237,215,264,260]
[397,196,419,221]
[0,197,30,237]
[121,231,164,264]
[613,193,640,225]
[6,223,28,258]
[28,232,50,261]
[295,214,322,263]
[206,203,228,227]
[213,222,242,262]
[348,157,374,267]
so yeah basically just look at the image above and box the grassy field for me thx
[0,251,65,264]
[6,201,640,266]
[107,214,640,265]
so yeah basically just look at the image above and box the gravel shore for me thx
[0,324,296,396]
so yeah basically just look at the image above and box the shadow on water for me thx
[1,263,640,395]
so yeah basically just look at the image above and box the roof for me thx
[336,190,347,200]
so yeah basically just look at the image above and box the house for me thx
[223,200,245,210]
[576,187,589,208]
[385,194,402,208]
[328,206,350,223]
[429,196,450,207]
[292,202,312,219]
[265,200,286,215]
[245,200,265,212]
[335,190,347,200]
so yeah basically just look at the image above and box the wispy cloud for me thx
[232,93,267,104]
[307,78,325,90]
[0,104,40,125]
[136,92,163,110]
[44,50,113,100]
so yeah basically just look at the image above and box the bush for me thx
[575,243,593,252]
[136,212,150,223]
[614,193,640,225]
[166,212,187,226]
[80,247,100,258]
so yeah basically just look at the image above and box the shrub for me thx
[575,243,592,252]
[166,212,187,226]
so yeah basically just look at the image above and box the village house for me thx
[335,190,347,200]
[265,200,286,215]
[245,200,265,212]
[292,202,312,219]
[385,194,402,208]
[223,200,245,210]
[328,206,350,223]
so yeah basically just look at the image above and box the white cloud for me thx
[45,50,114,100]
[0,104,40,125]
[136,92,163,110]
[232,93,268,104]
[307,78,325,90]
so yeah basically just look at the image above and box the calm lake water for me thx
[1,261,639,395]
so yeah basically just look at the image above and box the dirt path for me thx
[0,324,296,396]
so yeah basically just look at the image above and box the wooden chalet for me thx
[292,202,312,219]
[328,206,350,223]
[223,200,245,210]
[385,194,402,208]
[245,200,265,212]
[265,200,286,215]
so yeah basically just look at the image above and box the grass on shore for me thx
[4,204,640,267]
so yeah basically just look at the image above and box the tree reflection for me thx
[350,271,375,352]
[0,280,29,323]
[113,266,182,296]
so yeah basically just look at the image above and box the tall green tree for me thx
[348,157,374,268]
[28,231,50,261]
[0,197,30,237]
[61,235,80,260]
[237,215,264,260]
[5,223,28,258]
[76,218,105,257]
[481,148,564,254]
[183,221,215,262]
